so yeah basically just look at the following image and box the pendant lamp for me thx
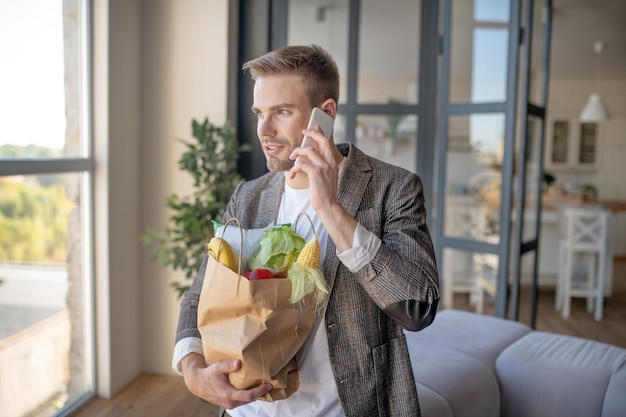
[579,42,610,122]
[580,93,610,122]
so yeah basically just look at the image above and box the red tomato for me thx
[246,268,275,280]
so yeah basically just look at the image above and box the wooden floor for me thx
[72,258,626,417]
[71,374,219,417]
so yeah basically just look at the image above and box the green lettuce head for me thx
[248,225,306,275]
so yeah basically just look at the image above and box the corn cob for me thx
[297,236,320,268]
[287,234,328,310]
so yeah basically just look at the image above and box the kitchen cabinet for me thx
[546,118,598,170]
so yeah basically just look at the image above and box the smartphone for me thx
[296,107,335,165]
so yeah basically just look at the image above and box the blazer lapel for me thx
[323,144,372,292]
[247,174,284,228]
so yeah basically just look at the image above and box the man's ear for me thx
[319,99,337,118]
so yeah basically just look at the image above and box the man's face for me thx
[251,74,312,172]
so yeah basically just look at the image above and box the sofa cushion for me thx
[415,383,454,417]
[496,331,626,417]
[408,343,501,417]
[411,309,532,366]
[603,355,626,417]
[406,310,531,417]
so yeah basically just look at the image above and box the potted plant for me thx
[582,184,597,202]
[141,117,250,297]
[542,172,556,193]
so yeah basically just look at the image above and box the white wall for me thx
[139,0,230,376]
[546,78,626,192]
[96,0,229,399]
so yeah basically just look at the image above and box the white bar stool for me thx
[554,207,610,321]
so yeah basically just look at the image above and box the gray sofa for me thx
[405,310,626,417]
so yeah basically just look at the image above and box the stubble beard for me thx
[266,155,295,173]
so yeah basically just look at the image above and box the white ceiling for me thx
[551,0,626,78]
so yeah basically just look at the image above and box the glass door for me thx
[511,0,552,325]
[435,0,518,317]
[434,0,551,320]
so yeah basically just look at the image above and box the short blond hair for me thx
[242,44,339,107]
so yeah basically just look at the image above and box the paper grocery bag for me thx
[197,250,316,401]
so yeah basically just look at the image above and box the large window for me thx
[0,1,94,415]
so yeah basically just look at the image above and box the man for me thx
[173,44,439,417]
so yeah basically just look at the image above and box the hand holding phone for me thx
[296,107,335,166]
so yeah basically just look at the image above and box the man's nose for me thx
[257,117,276,138]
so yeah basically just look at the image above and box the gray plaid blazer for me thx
[176,143,439,417]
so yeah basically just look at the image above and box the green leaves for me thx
[248,225,306,275]
[141,117,250,297]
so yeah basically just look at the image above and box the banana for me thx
[206,237,239,272]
